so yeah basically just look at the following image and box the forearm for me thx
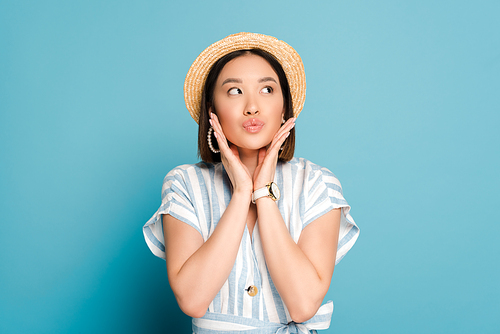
[256,198,333,322]
[166,190,252,316]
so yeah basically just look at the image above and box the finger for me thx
[230,144,240,159]
[254,119,295,185]
[264,133,289,165]
[279,117,296,132]
[211,114,230,147]
[277,117,296,138]
[257,147,266,166]
[262,129,290,165]
[209,113,224,140]
[210,114,245,169]
[209,113,230,152]
[271,118,295,147]
[268,120,295,154]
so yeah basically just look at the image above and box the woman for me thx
[143,32,359,333]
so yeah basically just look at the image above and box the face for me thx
[212,54,284,151]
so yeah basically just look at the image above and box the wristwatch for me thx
[252,182,281,204]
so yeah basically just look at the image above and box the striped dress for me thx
[143,157,359,333]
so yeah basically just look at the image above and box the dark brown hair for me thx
[198,49,295,163]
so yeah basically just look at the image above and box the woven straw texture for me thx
[184,32,306,123]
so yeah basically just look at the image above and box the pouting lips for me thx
[242,119,265,133]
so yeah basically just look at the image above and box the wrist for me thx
[253,179,274,191]
[232,187,253,199]
[252,182,280,204]
[253,195,275,204]
[253,184,267,192]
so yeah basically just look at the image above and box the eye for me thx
[228,88,242,95]
[261,87,273,94]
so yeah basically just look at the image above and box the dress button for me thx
[246,285,258,297]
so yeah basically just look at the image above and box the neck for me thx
[237,147,260,177]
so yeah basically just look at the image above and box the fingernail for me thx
[209,119,213,126]
[291,123,295,129]
[214,132,218,138]
[286,132,290,138]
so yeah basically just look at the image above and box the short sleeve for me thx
[303,163,360,265]
[142,166,202,260]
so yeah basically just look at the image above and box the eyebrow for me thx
[258,77,277,84]
[220,77,278,86]
[221,78,242,86]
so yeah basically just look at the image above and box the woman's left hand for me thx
[253,118,296,190]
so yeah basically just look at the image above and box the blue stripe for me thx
[192,301,333,333]
[308,172,323,197]
[237,228,249,316]
[180,168,201,233]
[262,292,269,322]
[266,163,288,323]
[144,224,165,252]
[209,165,222,313]
[275,162,287,235]
[168,210,202,235]
[251,236,262,320]
[227,264,236,314]
[311,189,329,209]
[328,197,348,206]
[226,176,237,315]
[209,164,221,231]
[159,195,195,218]
[298,183,306,230]
[338,215,359,249]
[222,165,232,205]
[162,173,191,200]
[193,326,272,334]
[288,161,298,241]
[276,162,284,213]
[324,181,342,194]
[320,167,343,195]
[303,205,332,229]
[212,290,222,314]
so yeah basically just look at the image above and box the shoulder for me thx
[279,157,343,197]
[165,162,217,178]
[162,162,218,190]
[281,157,339,180]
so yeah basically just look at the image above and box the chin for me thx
[230,133,274,152]
[236,142,270,152]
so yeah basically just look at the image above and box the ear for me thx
[208,104,216,115]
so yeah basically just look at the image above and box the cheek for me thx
[268,96,284,115]
[268,100,285,123]
[217,112,239,139]
[268,119,283,135]
[213,96,239,118]
[219,117,236,133]
[213,99,244,134]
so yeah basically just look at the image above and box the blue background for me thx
[1,1,499,333]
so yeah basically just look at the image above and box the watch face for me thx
[270,182,280,201]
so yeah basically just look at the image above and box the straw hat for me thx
[184,32,306,124]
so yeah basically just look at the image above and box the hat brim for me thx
[184,32,306,124]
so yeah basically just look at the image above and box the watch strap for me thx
[252,186,270,204]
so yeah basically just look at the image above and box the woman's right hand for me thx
[210,112,254,195]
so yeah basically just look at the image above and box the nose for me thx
[245,108,258,115]
[244,95,259,115]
